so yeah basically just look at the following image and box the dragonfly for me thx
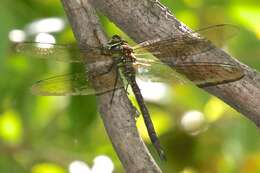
[15,24,244,160]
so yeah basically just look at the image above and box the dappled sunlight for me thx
[180,167,197,173]
[222,139,243,162]
[2,0,260,172]
[35,33,56,48]
[33,96,69,128]
[0,110,23,145]
[137,79,170,104]
[215,154,236,173]
[183,0,202,8]
[9,29,26,42]
[257,33,260,40]
[7,54,30,73]
[204,97,226,122]
[92,155,114,173]
[31,163,65,173]
[69,156,114,173]
[69,161,91,173]
[180,110,208,136]
[176,10,199,29]
[240,153,260,173]
[136,108,172,141]
[173,84,208,109]
[25,17,65,36]
[231,5,260,38]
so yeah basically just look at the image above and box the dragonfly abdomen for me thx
[130,79,166,160]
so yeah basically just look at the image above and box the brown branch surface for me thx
[89,0,260,127]
[60,0,162,172]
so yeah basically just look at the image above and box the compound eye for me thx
[112,35,121,41]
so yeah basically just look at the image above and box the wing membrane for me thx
[134,60,189,84]
[133,24,243,86]
[31,72,124,96]
[31,73,92,96]
[173,62,244,87]
[135,58,244,86]
[196,24,239,47]
[15,42,108,63]
[133,24,239,60]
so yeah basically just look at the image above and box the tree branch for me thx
[60,0,162,172]
[89,0,260,127]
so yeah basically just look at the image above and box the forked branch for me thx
[89,0,260,127]
[60,0,162,172]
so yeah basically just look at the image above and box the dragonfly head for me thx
[106,35,132,57]
[110,35,127,44]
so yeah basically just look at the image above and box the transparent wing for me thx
[173,62,244,87]
[135,57,244,87]
[31,73,94,96]
[133,24,239,60]
[31,72,124,96]
[134,60,189,84]
[15,42,108,63]
[196,24,239,47]
[133,24,243,86]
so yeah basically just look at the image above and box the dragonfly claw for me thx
[134,109,140,118]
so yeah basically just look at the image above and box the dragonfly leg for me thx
[110,67,119,104]
[125,83,130,94]
[133,106,140,118]
[106,60,117,74]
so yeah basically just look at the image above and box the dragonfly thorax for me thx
[106,35,134,60]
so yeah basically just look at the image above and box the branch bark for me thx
[60,0,162,172]
[89,0,260,127]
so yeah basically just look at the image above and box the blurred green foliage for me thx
[0,0,260,172]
